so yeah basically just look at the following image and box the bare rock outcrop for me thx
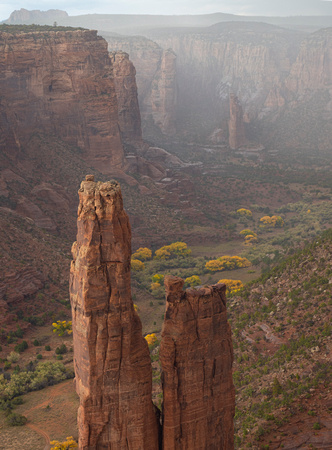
[106,36,177,135]
[0,29,124,173]
[70,175,159,449]
[111,51,143,148]
[142,49,177,135]
[160,275,235,449]
[228,93,247,150]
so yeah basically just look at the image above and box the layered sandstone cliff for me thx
[106,35,177,135]
[0,29,124,173]
[110,51,143,147]
[229,93,247,149]
[160,275,235,449]
[142,49,177,135]
[286,28,332,93]
[147,23,303,125]
[70,175,159,449]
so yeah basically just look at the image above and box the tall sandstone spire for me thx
[160,276,235,449]
[70,175,159,449]
[70,176,235,449]
[228,93,247,150]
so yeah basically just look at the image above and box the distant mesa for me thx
[6,9,68,25]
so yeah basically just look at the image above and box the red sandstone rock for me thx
[228,93,247,150]
[0,29,124,173]
[143,49,177,135]
[160,275,235,450]
[70,175,159,449]
[111,51,143,148]
[106,36,177,136]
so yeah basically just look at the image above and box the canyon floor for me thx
[0,139,332,449]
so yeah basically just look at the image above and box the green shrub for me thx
[36,354,42,360]
[45,345,51,351]
[33,339,40,347]
[55,344,67,355]
[6,413,27,426]
[14,341,28,353]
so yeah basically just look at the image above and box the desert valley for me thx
[0,5,331,449]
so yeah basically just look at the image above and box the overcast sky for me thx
[1,0,332,22]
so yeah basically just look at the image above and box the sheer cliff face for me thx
[229,94,247,149]
[70,175,159,449]
[110,51,143,147]
[0,29,124,172]
[160,276,235,450]
[106,35,177,135]
[148,24,304,125]
[142,49,177,135]
[286,28,332,93]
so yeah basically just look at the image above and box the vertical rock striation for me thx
[142,49,177,135]
[229,93,247,150]
[70,175,159,449]
[160,275,235,450]
[0,29,124,173]
[106,35,177,136]
[110,51,143,148]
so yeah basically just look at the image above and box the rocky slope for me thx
[70,176,160,449]
[228,228,332,448]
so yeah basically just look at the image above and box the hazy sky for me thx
[1,0,332,22]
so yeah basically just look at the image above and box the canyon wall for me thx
[147,23,303,127]
[106,35,177,135]
[110,51,143,148]
[0,29,124,173]
[160,276,235,449]
[70,175,160,449]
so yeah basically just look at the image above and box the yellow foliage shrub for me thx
[184,275,201,287]
[240,229,257,238]
[52,320,72,337]
[218,279,244,294]
[244,235,258,245]
[50,436,78,450]
[154,242,191,260]
[259,215,284,228]
[131,259,145,271]
[236,208,252,217]
[145,333,157,347]
[205,255,251,272]
[132,247,152,261]
[152,274,164,284]
[150,282,161,291]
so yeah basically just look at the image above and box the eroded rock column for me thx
[160,276,235,450]
[228,93,247,150]
[70,175,159,449]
